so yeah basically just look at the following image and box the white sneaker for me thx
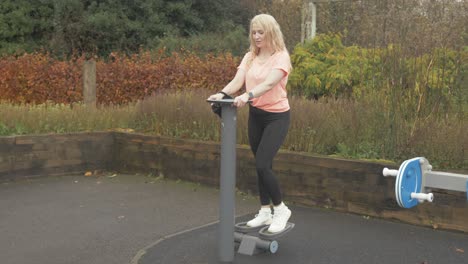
[246,208,273,227]
[268,204,291,233]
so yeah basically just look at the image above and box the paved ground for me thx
[0,173,257,264]
[1,174,467,264]
[137,208,468,264]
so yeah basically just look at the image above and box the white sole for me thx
[268,210,291,233]
[246,218,273,227]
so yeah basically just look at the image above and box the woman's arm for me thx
[221,69,246,95]
[248,69,285,98]
[233,69,285,107]
[207,69,246,101]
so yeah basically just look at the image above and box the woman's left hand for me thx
[233,93,249,108]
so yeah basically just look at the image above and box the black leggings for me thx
[248,106,290,206]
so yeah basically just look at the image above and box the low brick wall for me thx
[0,132,114,180]
[1,132,467,233]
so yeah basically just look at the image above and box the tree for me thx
[0,0,54,54]
[1,0,253,57]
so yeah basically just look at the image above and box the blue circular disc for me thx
[395,160,408,207]
[397,158,422,208]
[269,240,278,254]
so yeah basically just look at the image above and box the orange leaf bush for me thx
[0,53,84,104]
[0,50,239,104]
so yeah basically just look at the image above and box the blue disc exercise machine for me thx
[383,157,468,208]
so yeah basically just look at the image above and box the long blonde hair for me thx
[248,14,287,64]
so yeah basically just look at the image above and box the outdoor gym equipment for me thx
[383,157,468,208]
[234,221,294,255]
[207,98,294,263]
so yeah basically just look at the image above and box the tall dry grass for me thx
[1,90,466,169]
[0,103,136,135]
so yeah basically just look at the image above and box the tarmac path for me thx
[1,174,467,264]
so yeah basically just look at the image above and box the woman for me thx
[207,14,292,233]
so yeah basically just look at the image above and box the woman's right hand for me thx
[207,92,224,101]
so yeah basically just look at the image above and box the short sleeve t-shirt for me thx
[238,50,291,113]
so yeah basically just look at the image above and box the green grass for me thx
[1,90,466,169]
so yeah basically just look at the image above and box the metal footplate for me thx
[234,222,267,233]
[234,222,295,255]
[258,222,295,240]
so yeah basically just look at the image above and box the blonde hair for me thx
[248,14,286,61]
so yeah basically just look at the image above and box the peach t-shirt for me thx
[238,50,291,112]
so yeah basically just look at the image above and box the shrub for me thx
[0,51,239,104]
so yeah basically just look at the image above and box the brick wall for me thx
[1,132,467,233]
[114,132,468,233]
[0,132,114,180]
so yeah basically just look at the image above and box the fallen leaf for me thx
[115,128,135,133]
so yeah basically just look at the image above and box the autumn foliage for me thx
[0,51,239,104]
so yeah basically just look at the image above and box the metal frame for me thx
[207,99,237,263]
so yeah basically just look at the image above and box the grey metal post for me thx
[420,157,468,194]
[425,171,468,193]
[219,102,237,263]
